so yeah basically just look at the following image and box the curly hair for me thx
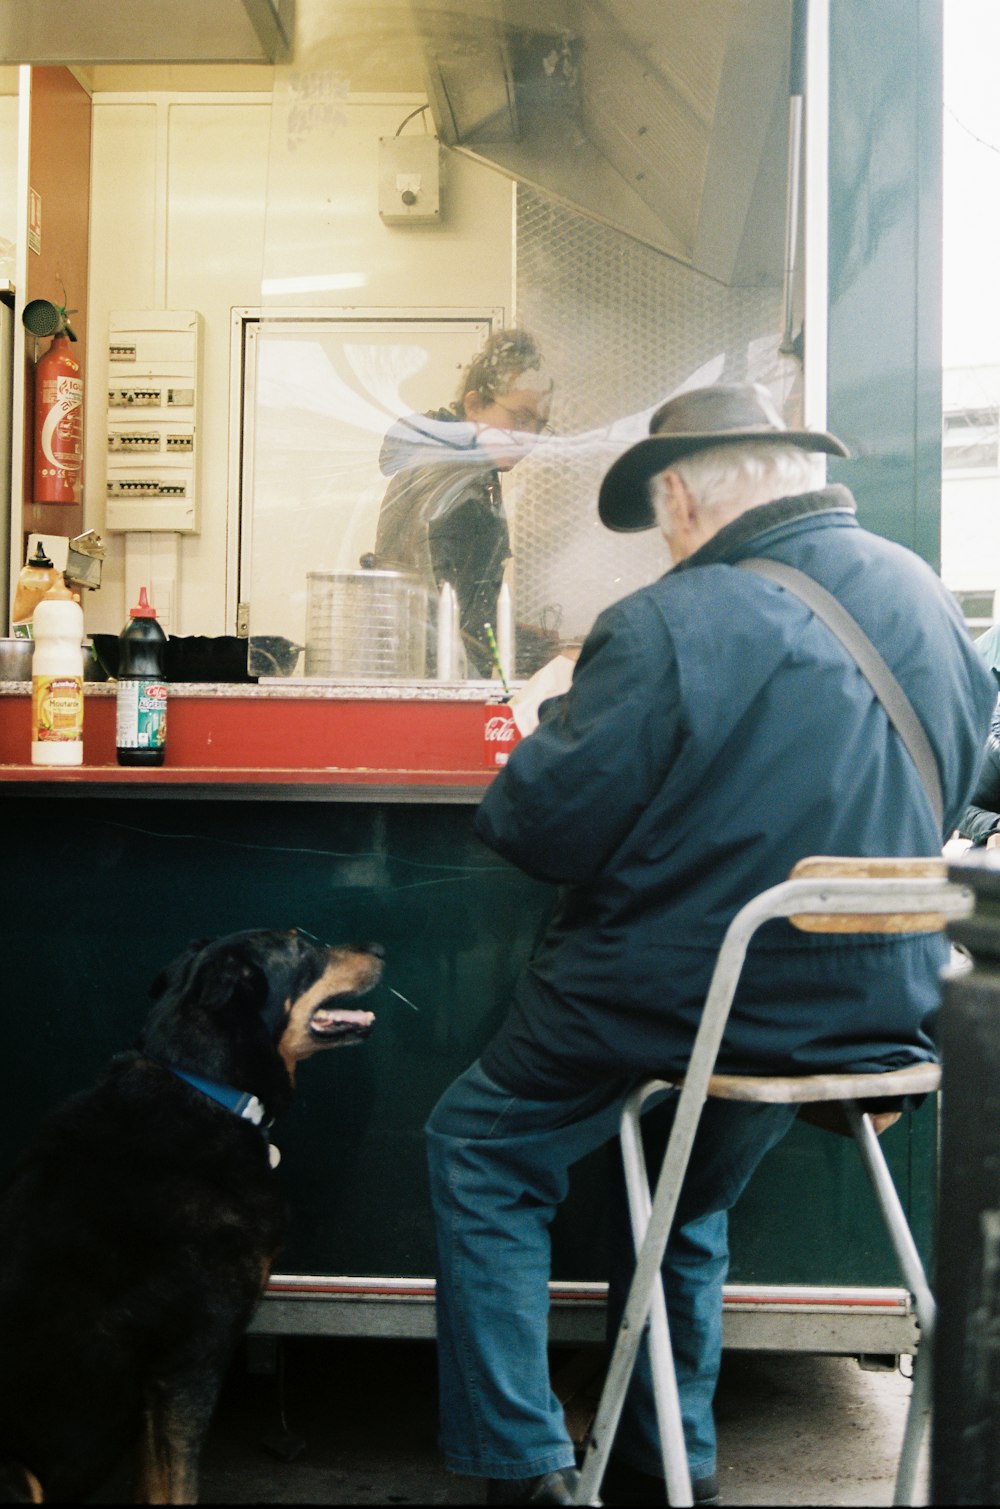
[452,328,548,411]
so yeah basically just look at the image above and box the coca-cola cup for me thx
[483,703,521,768]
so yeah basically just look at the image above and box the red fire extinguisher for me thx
[33,333,83,505]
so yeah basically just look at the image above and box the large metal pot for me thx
[305,566,429,679]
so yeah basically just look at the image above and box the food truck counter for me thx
[0,682,931,1356]
[0,681,507,797]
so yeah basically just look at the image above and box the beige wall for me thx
[85,92,271,633]
[0,84,18,280]
[84,88,514,636]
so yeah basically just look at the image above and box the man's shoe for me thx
[486,1466,582,1504]
[600,1456,720,1506]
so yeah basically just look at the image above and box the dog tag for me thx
[268,1142,281,1169]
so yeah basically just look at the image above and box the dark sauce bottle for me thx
[115,586,168,767]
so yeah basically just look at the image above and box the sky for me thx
[943,0,1000,369]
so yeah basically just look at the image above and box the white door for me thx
[233,309,499,658]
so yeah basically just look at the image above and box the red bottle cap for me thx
[130,585,158,619]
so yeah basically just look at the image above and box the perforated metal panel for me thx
[507,185,790,647]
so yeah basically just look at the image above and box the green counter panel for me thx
[0,795,932,1288]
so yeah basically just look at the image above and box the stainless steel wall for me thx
[509,184,786,642]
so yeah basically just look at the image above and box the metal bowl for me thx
[248,635,303,677]
[0,638,34,681]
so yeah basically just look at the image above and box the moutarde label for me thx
[32,675,84,742]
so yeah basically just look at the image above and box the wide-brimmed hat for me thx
[598,382,849,532]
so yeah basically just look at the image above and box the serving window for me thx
[242,1,819,687]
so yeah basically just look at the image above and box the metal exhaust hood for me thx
[306,0,795,286]
[411,0,794,288]
[0,0,294,65]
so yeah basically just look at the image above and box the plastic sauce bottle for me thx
[31,580,84,766]
[116,587,168,767]
[12,542,61,638]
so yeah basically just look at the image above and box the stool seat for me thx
[674,1060,942,1104]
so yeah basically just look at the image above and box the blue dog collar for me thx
[162,1064,273,1132]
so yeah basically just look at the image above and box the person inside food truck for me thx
[374,326,553,677]
[424,383,995,1506]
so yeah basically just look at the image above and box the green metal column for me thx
[826,0,943,567]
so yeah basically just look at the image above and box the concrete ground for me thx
[92,1336,926,1505]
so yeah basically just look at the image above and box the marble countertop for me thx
[0,678,514,702]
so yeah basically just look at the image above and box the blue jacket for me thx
[476,487,995,1097]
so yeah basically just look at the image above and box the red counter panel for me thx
[0,690,500,792]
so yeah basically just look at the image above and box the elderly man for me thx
[425,384,994,1506]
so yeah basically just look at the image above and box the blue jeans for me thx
[425,1059,796,1482]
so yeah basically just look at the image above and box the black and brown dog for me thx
[0,926,382,1504]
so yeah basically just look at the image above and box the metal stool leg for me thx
[574,1086,696,1507]
[843,1102,935,1506]
[620,1096,693,1506]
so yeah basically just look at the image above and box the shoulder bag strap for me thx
[736,556,944,829]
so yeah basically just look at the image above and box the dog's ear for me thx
[138,938,275,1071]
[148,938,213,1001]
[195,947,270,1016]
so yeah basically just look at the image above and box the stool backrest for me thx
[678,858,971,1109]
[787,855,950,933]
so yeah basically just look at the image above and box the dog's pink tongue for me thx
[312,1007,375,1031]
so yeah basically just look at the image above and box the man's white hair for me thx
[650,441,824,534]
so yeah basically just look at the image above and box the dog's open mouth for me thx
[308,1003,376,1045]
[283,948,384,1060]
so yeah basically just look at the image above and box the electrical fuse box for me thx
[104,311,203,533]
